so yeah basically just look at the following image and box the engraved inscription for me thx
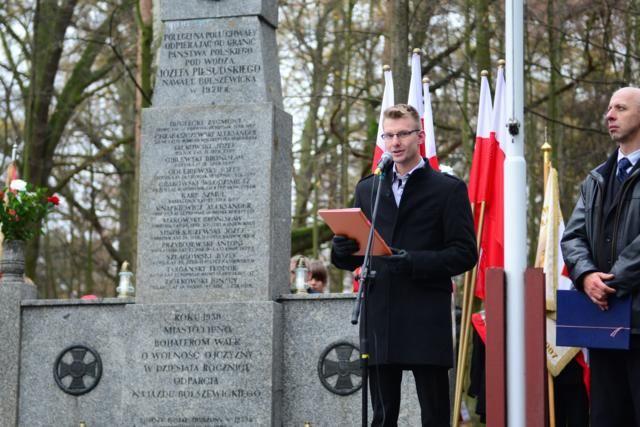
[145,116,260,292]
[157,20,262,96]
[130,310,262,426]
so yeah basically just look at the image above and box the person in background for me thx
[307,260,328,293]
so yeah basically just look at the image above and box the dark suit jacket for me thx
[332,161,477,366]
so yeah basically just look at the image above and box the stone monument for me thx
[129,0,290,423]
[2,2,423,425]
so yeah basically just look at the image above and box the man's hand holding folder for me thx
[332,236,360,258]
[582,271,616,310]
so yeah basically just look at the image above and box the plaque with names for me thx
[137,104,291,304]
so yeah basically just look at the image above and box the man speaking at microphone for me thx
[331,104,477,426]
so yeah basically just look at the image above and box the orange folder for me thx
[318,208,392,256]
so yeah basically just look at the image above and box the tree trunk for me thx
[462,0,473,171]
[475,0,492,80]
[292,3,337,228]
[547,0,561,166]
[23,0,114,281]
[340,0,355,217]
[386,0,409,103]
[127,0,155,272]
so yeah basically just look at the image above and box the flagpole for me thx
[453,242,472,426]
[548,372,556,427]
[542,131,551,188]
[542,140,556,427]
[453,249,472,427]
[452,200,486,427]
[505,0,527,425]
[453,67,492,426]
[453,209,473,427]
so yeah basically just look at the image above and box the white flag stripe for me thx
[422,80,437,158]
[376,69,395,153]
[492,67,507,151]
[407,53,424,118]
[477,75,493,138]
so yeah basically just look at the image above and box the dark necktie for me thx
[617,157,632,183]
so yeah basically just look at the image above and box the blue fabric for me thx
[617,157,632,183]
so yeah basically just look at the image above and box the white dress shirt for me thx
[391,158,425,206]
[617,148,640,175]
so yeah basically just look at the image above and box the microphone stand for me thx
[351,167,387,427]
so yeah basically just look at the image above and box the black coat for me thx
[332,162,477,366]
[562,149,640,333]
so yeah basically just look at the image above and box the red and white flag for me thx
[468,73,493,206]
[371,67,395,172]
[476,67,506,299]
[467,71,496,299]
[422,78,439,170]
[407,51,427,158]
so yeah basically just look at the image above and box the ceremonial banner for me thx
[535,168,580,375]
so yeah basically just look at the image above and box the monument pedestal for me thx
[0,240,36,425]
[0,284,25,425]
[124,302,283,426]
[128,3,292,423]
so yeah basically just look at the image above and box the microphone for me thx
[374,152,393,176]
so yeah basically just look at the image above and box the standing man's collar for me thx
[392,157,425,179]
[617,147,640,168]
[391,158,424,207]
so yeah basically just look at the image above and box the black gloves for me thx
[386,247,413,274]
[332,235,359,258]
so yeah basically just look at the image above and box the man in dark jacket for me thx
[561,87,640,426]
[332,104,477,426]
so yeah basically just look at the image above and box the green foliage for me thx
[0,180,58,241]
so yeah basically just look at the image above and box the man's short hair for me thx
[308,260,328,284]
[383,104,420,127]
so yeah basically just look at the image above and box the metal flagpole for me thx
[505,0,527,425]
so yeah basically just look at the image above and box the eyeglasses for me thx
[381,129,421,141]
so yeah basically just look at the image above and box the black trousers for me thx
[590,346,640,427]
[368,364,450,427]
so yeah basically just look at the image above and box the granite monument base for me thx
[14,296,425,425]
[123,302,283,426]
